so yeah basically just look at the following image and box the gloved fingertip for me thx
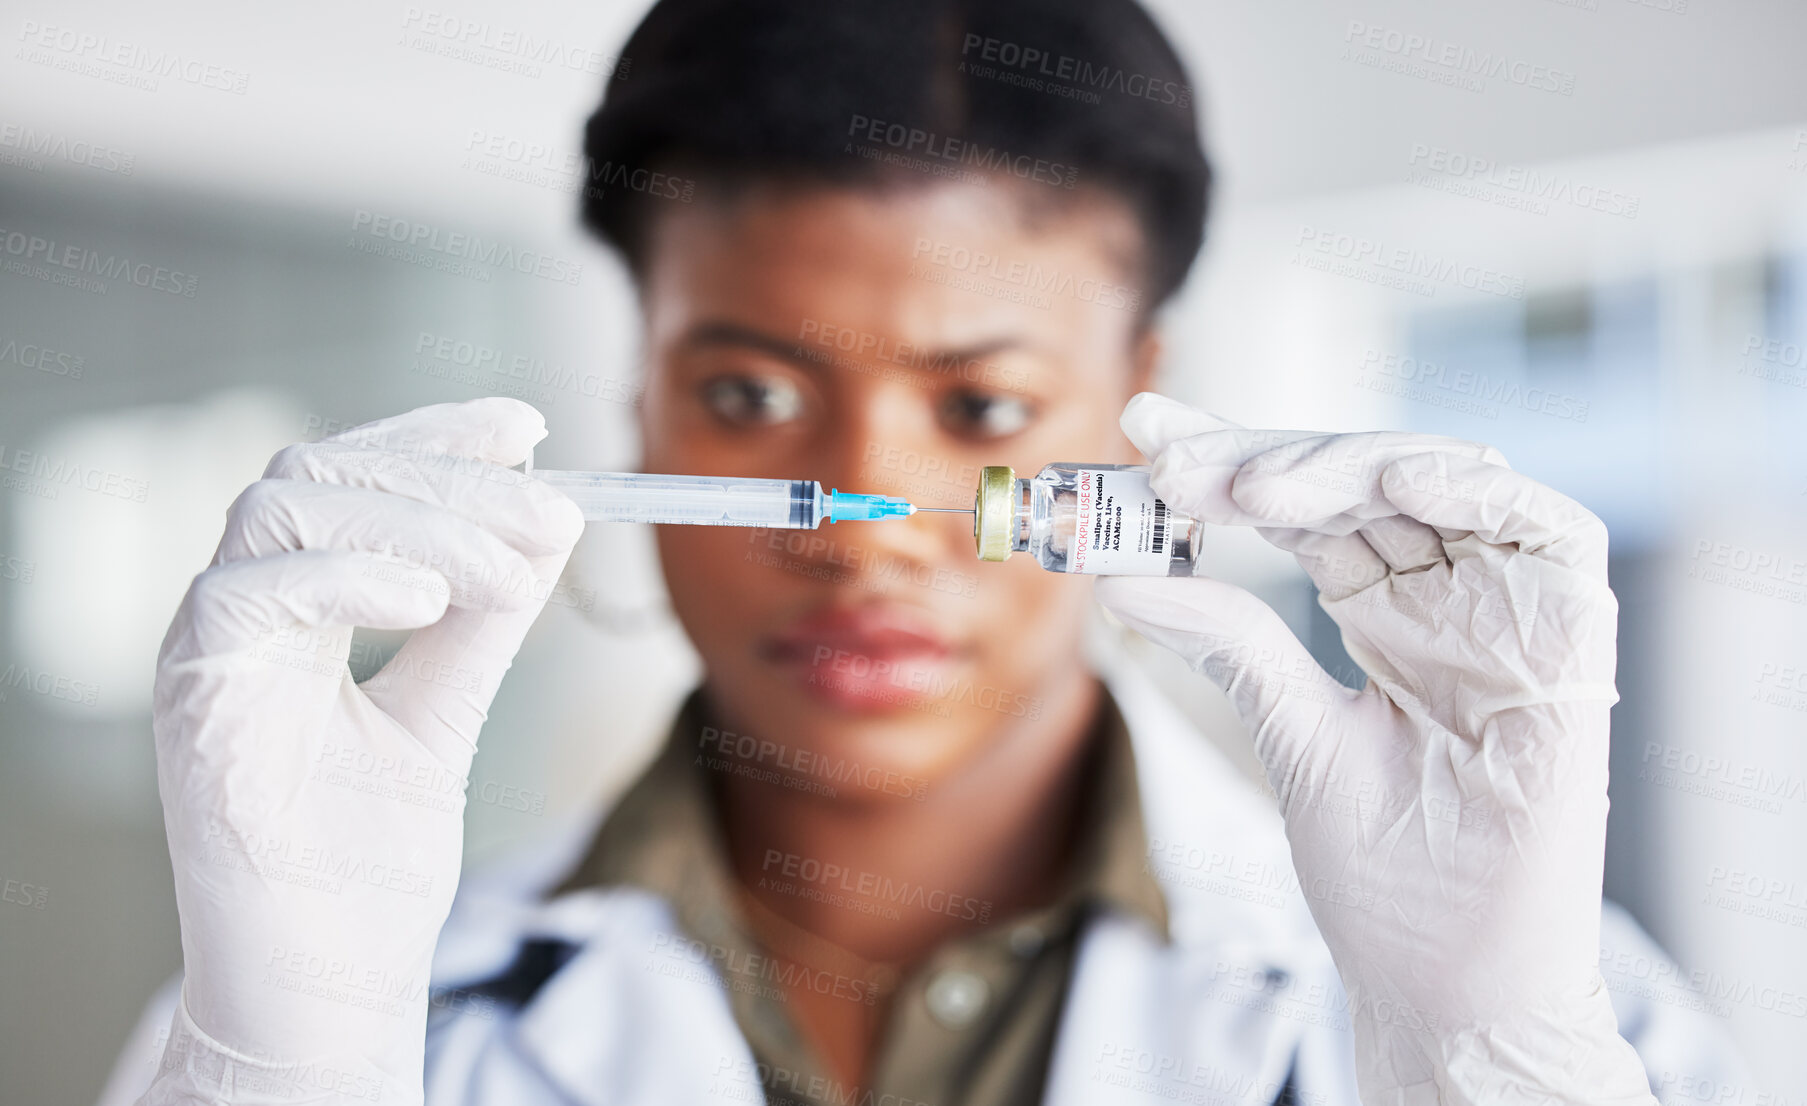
[1120,392,1179,459]
[470,395,547,426]
[1121,392,1178,426]
[1120,393,1244,461]
[470,397,551,465]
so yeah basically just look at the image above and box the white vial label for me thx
[1070,468,1172,574]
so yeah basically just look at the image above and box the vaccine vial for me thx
[971,464,1203,576]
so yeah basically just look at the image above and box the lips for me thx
[760,602,962,713]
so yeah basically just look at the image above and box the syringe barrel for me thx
[532,470,822,528]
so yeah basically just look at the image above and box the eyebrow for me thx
[679,319,1059,381]
[682,321,812,364]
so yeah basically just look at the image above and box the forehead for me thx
[638,178,1144,354]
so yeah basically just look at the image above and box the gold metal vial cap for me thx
[974,465,1016,562]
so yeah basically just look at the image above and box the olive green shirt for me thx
[552,685,1168,1106]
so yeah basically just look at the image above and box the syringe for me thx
[528,466,933,528]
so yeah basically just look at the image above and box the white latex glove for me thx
[1096,393,1655,1106]
[142,399,583,1105]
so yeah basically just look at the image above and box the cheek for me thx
[970,557,1093,689]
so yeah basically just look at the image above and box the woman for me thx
[108,1,1745,1103]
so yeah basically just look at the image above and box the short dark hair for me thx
[579,0,1212,311]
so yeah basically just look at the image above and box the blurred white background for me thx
[2,1,1805,1102]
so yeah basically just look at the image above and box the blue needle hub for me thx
[823,489,917,523]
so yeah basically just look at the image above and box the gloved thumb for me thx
[1095,574,1349,776]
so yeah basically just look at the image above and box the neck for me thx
[718,660,1105,967]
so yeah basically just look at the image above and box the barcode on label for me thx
[1152,500,1168,554]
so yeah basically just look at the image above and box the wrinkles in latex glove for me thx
[1095,393,1653,1106]
[144,399,582,1105]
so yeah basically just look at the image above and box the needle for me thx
[913,506,975,514]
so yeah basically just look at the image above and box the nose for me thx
[809,393,975,576]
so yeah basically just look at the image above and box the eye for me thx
[938,389,1035,440]
[698,373,806,427]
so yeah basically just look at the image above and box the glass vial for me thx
[971,464,1203,576]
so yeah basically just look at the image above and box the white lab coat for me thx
[100,655,1749,1106]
